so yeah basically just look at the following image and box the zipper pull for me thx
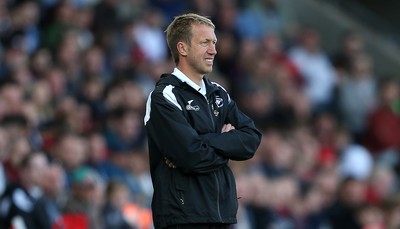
[179,192,185,205]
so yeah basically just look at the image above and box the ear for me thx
[177,42,188,57]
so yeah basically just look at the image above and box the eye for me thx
[200,39,217,47]
[200,41,209,47]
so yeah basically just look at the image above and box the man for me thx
[144,13,261,229]
[0,151,49,229]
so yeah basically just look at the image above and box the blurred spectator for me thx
[0,151,49,229]
[28,80,54,124]
[235,172,273,229]
[132,8,167,64]
[41,1,76,51]
[335,126,374,181]
[261,33,302,86]
[76,76,107,123]
[2,136,31,183]
[356,204,385,229]
[0,78,24,115]
[62,166,105,229]
[92,0,119,41]
[291,126,320,184]
[102,178,152,229]
[331,30,365,75]
[3,1,41,55]
[43,66,69,100]
[237,84,274,131]
[71,6,94,51]
[313,112,339,168]
[326,177,367,229]
[289,27,337,113]
[364,77,400,154]
[338,53,377,142]
[102,180,134,229]
[92,150,143,202]
[103,107,145,153]
[54,31,82,90]
[267,175,299,227]
[52,132,88,173]
[32,163,66,229]
[214,31,241,85]
[236,0,283,40]
[365,165,396,206]
[290,184,330,228]
[81,45,109,83]
[86,132,109,166]
[313,167,341,208]
[339,144,374,181]
[29,48,53,78]
[126,152,152,207]
[104,80,146,111]
[251,129,295,179]
[381,194,400,229]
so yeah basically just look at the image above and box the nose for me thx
[208,44,217,55]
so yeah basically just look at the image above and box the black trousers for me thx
[163,223,232,229]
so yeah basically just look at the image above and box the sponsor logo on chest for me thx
[186,100,200,111]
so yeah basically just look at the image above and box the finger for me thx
[221,124,228,133]
[166,160,173,167]
[222,124,235,133]
[165,159,176,168]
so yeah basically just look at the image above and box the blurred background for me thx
[0,0,400,228]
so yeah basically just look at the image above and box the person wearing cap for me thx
[62,166,105,229]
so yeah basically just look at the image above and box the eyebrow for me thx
[202,38,217,43]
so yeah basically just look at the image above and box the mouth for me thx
[205,58,214,64]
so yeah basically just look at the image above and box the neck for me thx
[176,65,203,86]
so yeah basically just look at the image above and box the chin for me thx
[204,67,213,74]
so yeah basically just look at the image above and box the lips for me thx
[205,58,214,64]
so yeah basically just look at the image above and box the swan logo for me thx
[215,96,224,108]
[186,100,200,111]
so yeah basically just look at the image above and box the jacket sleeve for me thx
[205,99,262,161]
[146,90,228,174]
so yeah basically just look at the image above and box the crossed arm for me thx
[147,92,261,174]
[165,123,236,168]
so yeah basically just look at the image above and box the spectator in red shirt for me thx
[364,77,400,154]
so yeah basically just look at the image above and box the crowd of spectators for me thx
[0,0,400,228]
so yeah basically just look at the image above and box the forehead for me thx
[190,24,216,40]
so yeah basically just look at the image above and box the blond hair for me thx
[165,13,215,64]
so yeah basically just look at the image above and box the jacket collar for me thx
[172,68,205,95]
[157,71,219,97]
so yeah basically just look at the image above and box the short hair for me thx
[165,13,215,64]
[19,151,46,170]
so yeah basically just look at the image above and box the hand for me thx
[221,123,235,133]
[165,157,176,168]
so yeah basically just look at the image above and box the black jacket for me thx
[0,184,43,229]
[144,74,261,228]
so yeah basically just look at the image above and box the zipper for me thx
[178,191,185,205]
[206,97,216,130]
[213,172,223,222]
